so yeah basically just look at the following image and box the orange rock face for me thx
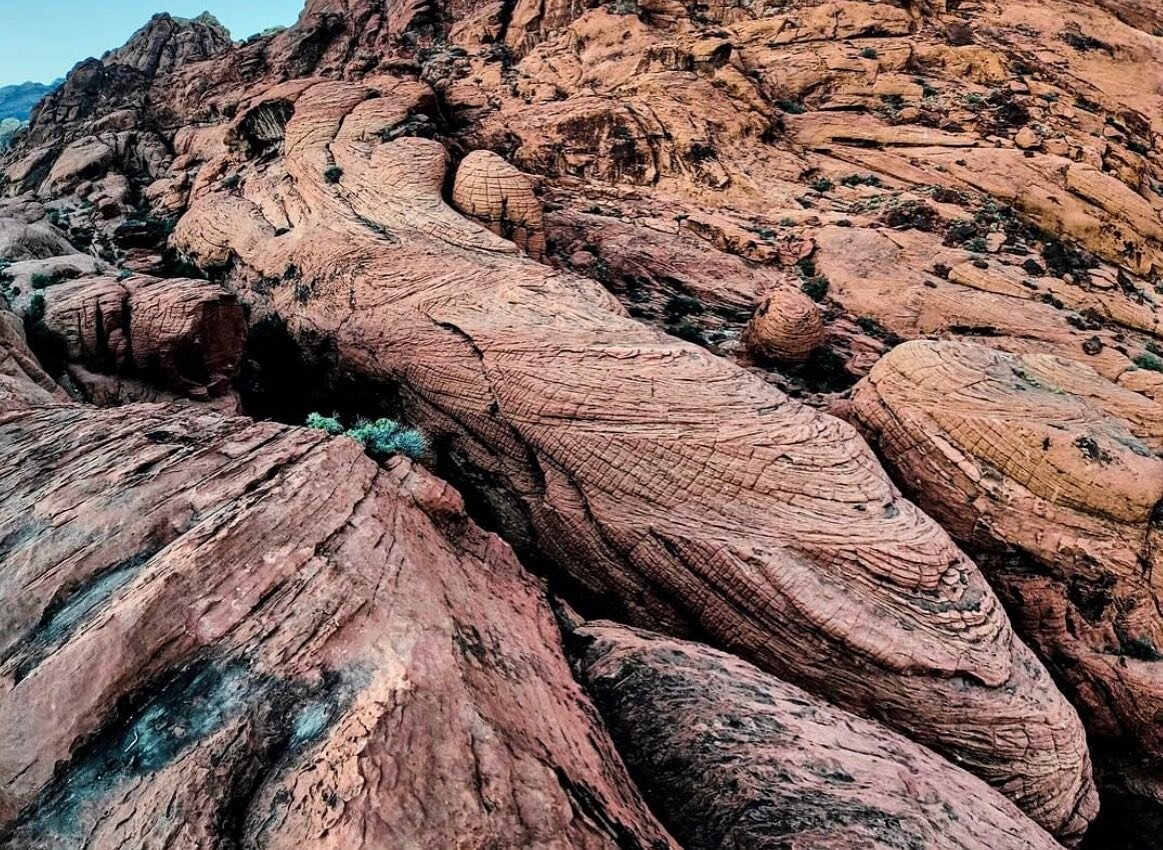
[851,339,1163,822]
[452,150,548,260]
[39,274,245,400]
[5,0,1163,845]
[164,76,1096,841]
[742,287,825,363]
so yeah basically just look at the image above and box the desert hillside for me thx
[1,1,1162,847]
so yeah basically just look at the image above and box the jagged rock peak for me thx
[100,11,233,78]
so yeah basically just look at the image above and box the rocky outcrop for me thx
[742,287,825,364]
[851,339,1163,821]
[101,13,233,79]
[7,0,1163,844]
[0,310,66,407]
[35,274,245,400]
[0,387,678,849]
[573,621,1062,850]
[452,150,547,260]
[168,78,1097,841]
[0,217,73,260]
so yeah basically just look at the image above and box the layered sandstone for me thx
[574,621,1062,850]
[4,0,1163,844]
[0,381,677,849]
[852,339,1163,817]
[166,77,1096,840]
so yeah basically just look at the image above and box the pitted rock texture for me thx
[166,76,1097,840]
[0,390,678,849]
[851,338,1163,814]
[573,621,1063,850]
[452,150,547,260]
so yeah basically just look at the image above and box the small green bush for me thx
[306,413,345,435]
[222,174,241,189]
[810,177,834,193]
[1134,352,1163,373]
[30,272,58,289]
[860,47,879,59]
[348,418,429,460]
[324,166,344,184]
[841,174,883,188]
[27,292,46,322]
[801,276,829,302]
[306,413,428,460]
[776,99,807,115]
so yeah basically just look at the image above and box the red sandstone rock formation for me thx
[573,620,1063,850]
[452,150,548,260]
[0,379,678,849]
[165,77,1096,840]
[4,0,1163,845]
[742,287,826,363]
[851,339,1163,821]
[40,274,245,400]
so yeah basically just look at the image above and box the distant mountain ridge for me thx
[0,79,63,122]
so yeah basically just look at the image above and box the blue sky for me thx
[0,1,305,86]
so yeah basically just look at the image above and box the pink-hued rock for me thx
[0,393,678,850]
[40,274,245,398]
[574,621,1063,850]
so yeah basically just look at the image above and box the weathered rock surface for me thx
[101,13,233,79]
[851,338,1163,824]
[573,621,1062,850]
[8,0,1163,843]
[0,217,73,261]
[743,287,825,364]
[0,387,679,849]
[167,77,1097,840]
[35,274,246,400]
[452,150,547,260]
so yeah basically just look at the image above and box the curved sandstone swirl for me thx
[852,339,1163,805]
[573,621,1062,850]
[0,394,678,848]
[171,78,1098,838]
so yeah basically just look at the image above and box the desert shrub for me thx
[349,418,429,460]
[1133,352,1163,373]
[305,413,345,435]
[840,173,882,188]
[810,177,834,193]
[801,275,829,301]
[860,47,879,59]
[324,166,344,184]
[307,413,428,460]
[30,272,59,289]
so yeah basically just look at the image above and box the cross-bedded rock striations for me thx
[851,338,1163,823]
[0,369,678,849]
[167,76,1096,841]
[573,620,1063,850]
[39,273,246,401]
[9,0,1163,843]
[452,150,548,260]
